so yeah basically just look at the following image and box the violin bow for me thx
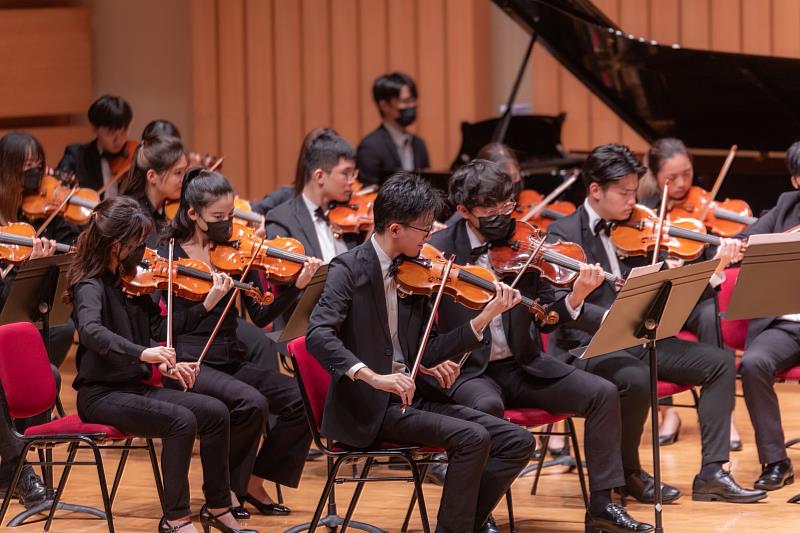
[35,186,79,238]
[210,156,224,172]
[404,254,455,413]
[165,238,177,375]
[652,182,670,266]
[195,236,266,366]
[520,170,579,223]
[697,145,737,222]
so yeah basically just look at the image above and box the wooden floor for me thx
[4,353,800,532]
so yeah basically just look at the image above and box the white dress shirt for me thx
[384,121,415,172]
[98,146,118,198]
[301,193,348,263]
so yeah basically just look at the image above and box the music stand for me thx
[578,259,720,533]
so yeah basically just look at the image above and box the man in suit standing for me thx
[546,143,765,504]
[431,159,653,533]
[307,173,534,533]
[357,72,430,186]
[736,141,800,491]
[57,95,133,195]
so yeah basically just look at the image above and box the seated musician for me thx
[546,143,765,504]
[265,130,363,262]
[736,140,800,492]
[57,94,133,196]
[306,172,533,533]
[356,72,430,186]
[431,159,652,533]
[639,137,744,450]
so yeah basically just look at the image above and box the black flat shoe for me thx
[229,506,251,520]
[159,517,194,532]
[199,505,259,533]
[658,419,681,446]
[692,470,767,503]
[617,470,681,504]
[243,494,291,515]
[755,460,794,491]
[585,504,653,533]
[730,440,743,452]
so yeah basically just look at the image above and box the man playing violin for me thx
[307,173,534,533]
[430,159,652,533]
[546,143,765,504]
[736,140,800,492]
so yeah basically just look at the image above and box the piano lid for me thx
[493,0,800,152]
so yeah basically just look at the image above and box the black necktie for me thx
[470,243,490,260]
[314,207,329,223]
[594,218,614,237]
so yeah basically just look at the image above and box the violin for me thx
[121,247,272,305]
[489,221,622,287]
[164,196,264,227]
[0,222,72,264]
[669,186,756,237]
[393,243,559,325]
[21,173,99,225]
[512,189,575,229]
[611,205,726,261]
[209,222,309,283]
[327,190,376,236]
[107,140,140,181]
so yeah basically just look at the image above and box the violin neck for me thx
[540,208,567,220]
[540,249,619,284]
[0,232,71,254]
[175,264,252,291]
[665,225,722,246]
[713,206,756,225]
[265,245,307,264]
[68,196,98,210]
[455,268,538,310]
[234,208,263,224]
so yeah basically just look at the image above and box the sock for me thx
[589,489,612,515]
[698,461,723,480]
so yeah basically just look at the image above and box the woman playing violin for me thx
[66,196,257,533]
[161,168,322,517]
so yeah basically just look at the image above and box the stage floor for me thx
[4,354,799,532]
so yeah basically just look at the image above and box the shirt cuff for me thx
[564,295,583,319]
[346,362,366,381]
[469,319,484,341]
[709,271,725,288]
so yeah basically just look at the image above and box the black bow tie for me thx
[314,207,329,223]
[470,243,490,259]
[594,219,614,237]
[388,255,406,278]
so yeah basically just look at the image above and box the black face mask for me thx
[23,167,43,194]
[396,107,417,127]
[119,243,146,277]
[477,213,515,243]
[203,217,233,244]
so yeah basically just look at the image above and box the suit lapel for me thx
[293,197,324,258]
[579,207,613,274]
[452,220,475,265]
[363,244,392,346]
[379,125,403,170]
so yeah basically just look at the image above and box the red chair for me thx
[288,336,441,533]
[0,322,164,532]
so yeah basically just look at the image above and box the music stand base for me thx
[7,500,105,527]
[284,515,385,533]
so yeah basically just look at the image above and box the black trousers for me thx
[376,399,533,533]
[453,360,624,492]
[740,320,800,464]
[165,365,267,496]
[574,337,734,471]
[77,384,231,520]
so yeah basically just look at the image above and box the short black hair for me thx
[374,173,443,233]
[303,131,355,184]
[449,159,514,210]
[582,143,646,188]
[787,141,800,177]
[88,95,133,130]
[372,72,417,116]
[141,119,181,140]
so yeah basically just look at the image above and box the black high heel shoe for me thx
[159,516,194,532]
[244,493,291,515]
[658,418,681,446]
[199,505,259,533]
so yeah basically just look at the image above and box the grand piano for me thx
[455,0,800,214]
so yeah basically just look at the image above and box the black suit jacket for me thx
[737,190,800,342]
[356,125,430,186]
[264,195,361,259]
[429,220,577,391]
[306,241,483,448]
[57,140,104,192]
[251,186,294,216]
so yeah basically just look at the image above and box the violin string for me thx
[510,241,618,282]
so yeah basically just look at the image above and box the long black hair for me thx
[0,131,45,224]
[118,135,185,196]
[161,167,233,243]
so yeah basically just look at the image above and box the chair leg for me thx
[146,439,167,515]
[88,439,116,533]
[506,488,516,533]
[691,388,701,423]
[308,456,346,533]
[406,456,432,533]
[786,437,800,449]
[531,424,553,495]
[402,463,427,532]
[0,442,34,526]
[567,419,589,509]
[44,441,79,531]
[340,457,375,533]
[109,438,133,507]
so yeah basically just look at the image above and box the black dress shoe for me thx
[17,465,47,508]
[658,419,681,446]
[159,516,194,532]
[618,470,681,504]
[478,514,500,533]
[585,504,653,533]
[692,469,767,503]
[230,506,251,520]
[243,494,290,515]
[424,462,447,486]
[755,460,794,491]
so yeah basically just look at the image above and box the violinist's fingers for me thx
[161,347,177,368]
[176,364,196,389]
[30,238,44,260]
[220,273,234,291]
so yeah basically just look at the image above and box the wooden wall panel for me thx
[589,0,621,146]
[357,0,389,136]
[618,0,649,151]
[302,0,333,134]
[416,0,449,170]
[0,126,91,168]
[190,0,220,155]
[330,0,361,146]
[742,0,772,55]
[772,0,800,58]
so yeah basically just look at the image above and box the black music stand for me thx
[577,259,719,533]
[0,254,105,526]
[721,233,800,503]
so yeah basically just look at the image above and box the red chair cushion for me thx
[142,363,163,387]
[504,408,571,427]
[0,322,57,419]
[289,337,329,431]
[776,365,800,381]
[23,414,131,440]
[718,267,748,351]
[657,381,693,398]
[677,331,698,342]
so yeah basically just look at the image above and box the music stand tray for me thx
[0,253,74,328]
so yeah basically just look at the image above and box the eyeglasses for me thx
[473,201,516,218]
[333,168,359,181]
[402,223,434,237]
